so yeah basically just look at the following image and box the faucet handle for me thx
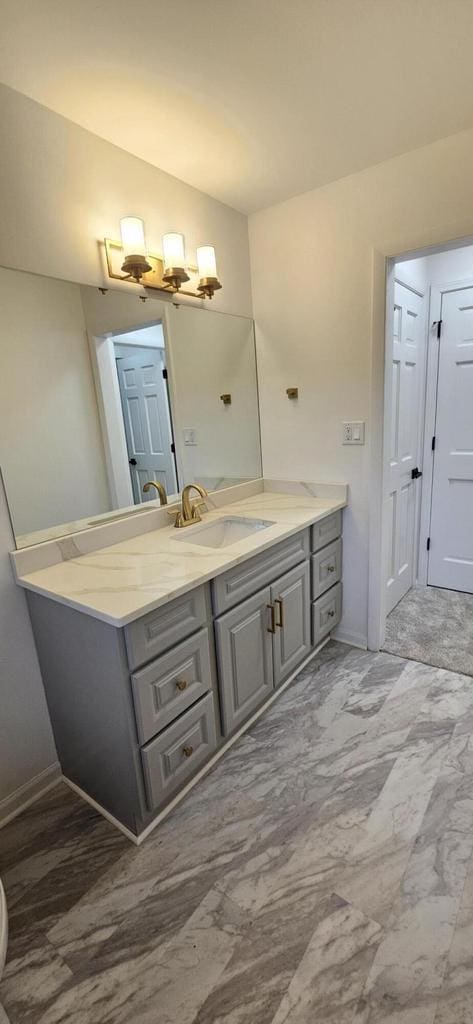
[192,499,207,517]
[167,508,182,526]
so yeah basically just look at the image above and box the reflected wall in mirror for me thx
[0,265,262,548]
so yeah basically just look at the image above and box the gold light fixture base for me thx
[105,238,208,299]
[121,253,152,282]
[162,265,190,291]
[197,276,222,300]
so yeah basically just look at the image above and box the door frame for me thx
[88,320,181,509]
[368,234,473,651]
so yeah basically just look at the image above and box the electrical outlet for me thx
[342,421,365,445]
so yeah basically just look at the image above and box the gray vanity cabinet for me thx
[271,561,311,687]
[215,553,312,735]
[214,587,274,735]
[24,512,343,838]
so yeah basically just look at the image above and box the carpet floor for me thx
[383,584,473,676]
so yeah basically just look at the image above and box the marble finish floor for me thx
[3,641,473,1022]
[383,585,473,676]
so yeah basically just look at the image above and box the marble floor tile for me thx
[1,938,73,1024]
[270,895,382,1024]
[433,851,473,1023]
[3,641,473,1024]
[352,896,456,1024]
[340,653,407,719]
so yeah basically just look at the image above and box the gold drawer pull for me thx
[275,598,284,628]
[183,745,194,757]
[327,564,335,573]
[175,679,188,691]
[328,609,335,618]
[267,603,276,634]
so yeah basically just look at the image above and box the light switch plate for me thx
[342,421,365,445]
[183,428,197,446]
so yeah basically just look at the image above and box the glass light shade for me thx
[197,245,218,280]
[120,217,147,258]
[162,232,186,270]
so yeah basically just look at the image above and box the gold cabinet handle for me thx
[183,745,194,757]
[275,598,284,628]
[267,603,276,634]
[175,679,188,691]
[328,609,335,618]
[327,564,335,574]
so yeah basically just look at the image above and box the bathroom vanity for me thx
[2,264,347,841]
[12,484,345,840]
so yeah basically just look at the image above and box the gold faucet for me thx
[143,480,168,506]
[170,483,208,528]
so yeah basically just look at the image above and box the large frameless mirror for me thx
[0,266,262,548]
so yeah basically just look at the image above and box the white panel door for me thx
[428,288,473,592]
[385,282,426,614]
[116,346,178,503]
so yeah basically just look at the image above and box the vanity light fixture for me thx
[119,217,152,282]
[104,220,222,300]
[162,232,190,291]
[197,245,222,299]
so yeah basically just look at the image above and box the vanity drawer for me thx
[311,538,342,600]
[131,628,213,744]
[311,510,342,553]
[141,693,217,810]
[312,583,342,646]
[212,529,309,616]
[125,586,208,670]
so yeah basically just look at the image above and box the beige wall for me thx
[0,482,58,811]
[0,84,252,318]
[0,83,252,813]
[249,126,473,647]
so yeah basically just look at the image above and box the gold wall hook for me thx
[286,388,299,399]
[220,393,232,405]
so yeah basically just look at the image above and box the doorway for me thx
[114,335,178,502]
[380,242,473,675]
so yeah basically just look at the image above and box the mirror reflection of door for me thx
[115,338,178,502]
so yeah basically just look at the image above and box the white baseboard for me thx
[332,628,368,650]
[0,762,61,829]
[62,778,140,844]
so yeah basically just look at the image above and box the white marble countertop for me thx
[15,491,346,627]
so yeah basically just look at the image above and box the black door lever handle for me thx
[411,467,422,480]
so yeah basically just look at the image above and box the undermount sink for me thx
[174,516,275,549]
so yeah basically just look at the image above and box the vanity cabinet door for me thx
[271,561,311,687]
[215,587,274,736]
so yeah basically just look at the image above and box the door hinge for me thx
[433,319,442,339]
[427,537,431,551]
[162,368,168,379]
[170,442,175,454]
[432,435,436,451]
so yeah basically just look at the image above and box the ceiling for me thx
[2,0,473,214]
